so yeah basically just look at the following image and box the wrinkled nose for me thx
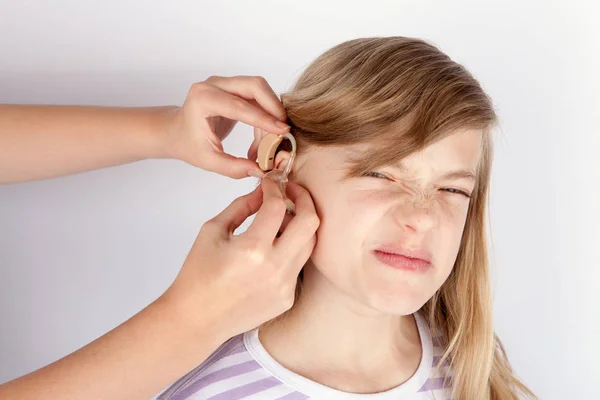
[393,194,436,233]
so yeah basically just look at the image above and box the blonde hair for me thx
[270,37,537,399]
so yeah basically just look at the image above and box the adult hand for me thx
[162,176,319,338]
[165,75,290,179]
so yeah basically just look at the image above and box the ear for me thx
[274,150,292,172]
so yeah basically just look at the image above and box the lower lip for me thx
[373,250,431,272]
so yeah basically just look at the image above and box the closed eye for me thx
[441,188,472,198]
[363,171,389,179]
[364,172,472,198]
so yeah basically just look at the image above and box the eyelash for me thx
[363,171,472,198]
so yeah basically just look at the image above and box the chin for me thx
[360,283,435,316]
[368,297,428,316]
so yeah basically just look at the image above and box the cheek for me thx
[437,195,471,223]
[308,190,382,271]
[440,197,470,238]
[313,187,384,234]
[436,205,470,274]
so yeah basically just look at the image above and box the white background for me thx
[1,1,599,399]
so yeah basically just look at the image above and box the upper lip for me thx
[374,244,432,264]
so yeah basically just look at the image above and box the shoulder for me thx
[156,332,303,400]
[157,334,249,399]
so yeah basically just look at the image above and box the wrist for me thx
[156,286,234,347]
[144,106,181,160]
[158,106,185,161]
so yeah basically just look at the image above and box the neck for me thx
[258,263,422,388]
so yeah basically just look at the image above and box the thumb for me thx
[209,153,262,179]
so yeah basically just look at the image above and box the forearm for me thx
[0,295,229,400]
[0,105,178,184]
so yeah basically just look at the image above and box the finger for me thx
[279,210,295,233]
[274,182,320,251]
[208,152,262,180]
[210,185,263,236]
[199,86,290,137]
[277,227,316,278]
[206,75,288,122]
[292,235,318,273]
[244,177,287,241]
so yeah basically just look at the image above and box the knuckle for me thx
[240,236,262,252]
[281,292,295,310]
[247,248,268,266]
[191,81,208,93]
[239,238,268,263]
[253,76,269,88]
[205,75,222,83]
[189,82,211,101]
[301,213,320,231]
[200,218,219,233]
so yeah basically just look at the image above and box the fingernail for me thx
[275,121,290,131]
[248,169,265,178]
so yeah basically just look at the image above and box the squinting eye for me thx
[363,172,471,198]
[364,171,389,180]
[442,188,472,198]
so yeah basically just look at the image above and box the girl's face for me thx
[290,129,483,315]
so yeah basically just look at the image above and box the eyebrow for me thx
[390,162,477,182]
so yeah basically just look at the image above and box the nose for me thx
[392,195,437,233]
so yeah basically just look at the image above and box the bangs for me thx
[281,36,496,189]
[335,115,491,183]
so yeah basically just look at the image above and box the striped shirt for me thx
[157,312,452,399]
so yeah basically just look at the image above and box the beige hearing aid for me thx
[256,130,297,215]
[257,133,283,171]
[256,130,297,174]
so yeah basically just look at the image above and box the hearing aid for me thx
[256,130,297,216]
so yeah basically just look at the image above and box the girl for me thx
[158,37,537,399]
